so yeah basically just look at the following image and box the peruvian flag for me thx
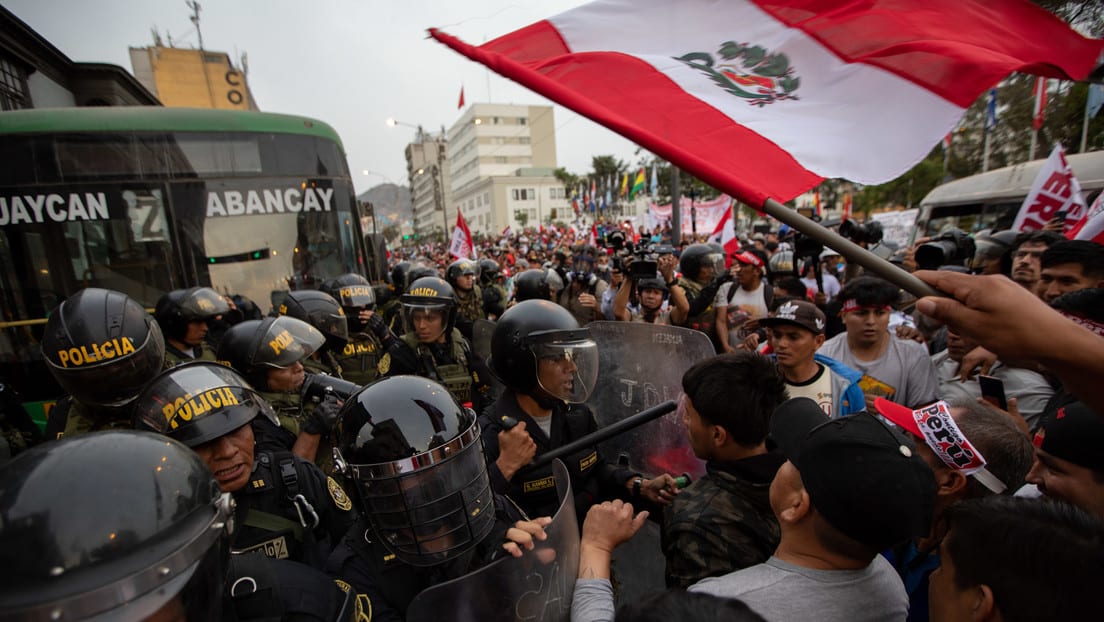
[1011,144,1087,235]
[429,0,1103,209]
[708,201,740,257]
[458,85,465,110]
[588,224,598,246]
[1032,77,1048,131]
[1067,192,1104,244]
[449,211,476,259]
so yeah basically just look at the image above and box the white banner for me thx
[870,208,919,249]
[647,194,732,235]
[1012,144,1087,234]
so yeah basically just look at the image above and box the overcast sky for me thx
[6,0,644,193]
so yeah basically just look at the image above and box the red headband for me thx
[840,299,891,314]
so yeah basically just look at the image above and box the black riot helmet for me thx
[401,276,458,342]
[637,277,669,295]
[406,264,438,285]
[678,243,725,282]
[478,259,501,286]
[216,315,324,388]
[321,273,377,310]
[42,287,166,407]
[488,300,599,403]
[0,431,234,620]
[273,289,350,344]
[133,361,276,448]
[333,375,494,567]
[446,259,479,290]
[154,287,231,342]
[513,270,552,302]
[389,261,412,292]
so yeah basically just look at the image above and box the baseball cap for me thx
[770,398,936,551]
[731,251,765,268]
[875,398,1008,494]
[1033,400,1104,472]
[760,300,826,335]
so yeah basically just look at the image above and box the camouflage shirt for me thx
[661,453,786,589]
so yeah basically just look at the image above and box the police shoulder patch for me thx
[378,353,391,375]
[327,476,353,511]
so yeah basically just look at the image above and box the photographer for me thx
[556,247,610,325]
[715,250,773,353]
[675,243,730,350]
[613,253,688,324]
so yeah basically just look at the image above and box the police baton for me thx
[521,400,677,473]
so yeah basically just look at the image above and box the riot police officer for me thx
[481,300,678,523]
[327,375,549,620]
[380,261,412,332]
[133,361,357,570]
[273,289,350,378]
[511,268,554,303]
[370,276,493,411]
[154,286,231,368]
[478,258,508,319]
[217,315,343,468]
[321,273,384,386]
[0,430,359,621]
[676,243,731,351]
[41,287,166,439]
[446,259,483,340]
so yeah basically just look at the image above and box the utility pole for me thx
[187,1,204,50]
[670,168,681,245]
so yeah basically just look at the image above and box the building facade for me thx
[404,127,451,239]
[129,45,257,111]
[450,169,570,237]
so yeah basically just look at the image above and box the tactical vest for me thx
[679,278,717,342]
[54,397,132,440]
[162,341,218,370]
[400,331,474,405]
[455,285,484,323]
[235,452,317,565]
[331,333,381,386]
[260,391,336,475]
[301,351,343,379]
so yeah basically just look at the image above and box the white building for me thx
[404,127,451,238]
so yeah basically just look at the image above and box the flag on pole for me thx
[1011,144,1087,234]
[1032,77,1048,131]
[458,85,465,110]
[588,224,598,246]
[1067,191,1104,244]
[620,172,628,197]
[986,88,998,131]
[590,178,597,200]
[708,201,740,256]
[449,210,476,258]
[630,168,646,199]
[650,163,658,197]
[430,0,1103,209]
[842,193,852,221]
[813,190,821,217]
[501,224,513,238]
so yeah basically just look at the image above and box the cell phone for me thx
[978,375,1007,411]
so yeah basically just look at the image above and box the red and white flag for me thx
[457,85,465,110]
[1011,144,1087,235]
[1067,191,1104,245]
[708,201,740,257]
[430,0,1102,209]
[1032,77,1048,131]
[449,211,476,259]
[588,224,598,246]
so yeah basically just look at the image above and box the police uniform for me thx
[453,284,483,341]
[228,553,360,622]
[302,350,345,379]
[331,332,382,386]
[482,283,508,319]
[163,340,219,369]
[233,449,357,570]
[677,276,724,349]
[379,298,403,334]
[378,329,493,411]
[43,396,132,440]
[478,390,635,524]
[259,389,340,475]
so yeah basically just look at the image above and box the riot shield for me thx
[584,321,711,480]
[471,318,496,362]
[406,460,579,622]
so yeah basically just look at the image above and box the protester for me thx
[1036,239,1104,303]
[1026,399,1104,518]
[715,250,772,352]
[1006,230,1063,291]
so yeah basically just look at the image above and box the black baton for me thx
[522,400,677,472]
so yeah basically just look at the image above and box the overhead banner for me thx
[646,194,731,235]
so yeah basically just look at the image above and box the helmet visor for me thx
[705,252,725,275]
[251,316,325,368]
[181,288,231,320]
[532,337,599,403]
[334,284,375,308]
[45,327,165,408]
[402,303,449,343]
[313,310,351,342]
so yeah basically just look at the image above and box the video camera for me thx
[628,243,675,279]
[838,219,884,246]
[301,373,360,403]
[915,229,976,271]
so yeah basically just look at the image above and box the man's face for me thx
[536,351,577,398]
[639,287,663,311]
[680,395,713,460]
[194,423,255,493]
[266,361,304,393]
[1011,241,1048,287]
[1026,448,1104,518]
[454,273,474,292]
[411,308,446,343]
[927,531,980,622]
[1037,263,1100,303]
[768,325,823,371]
[842,307,890,348]
[183,319,209,347]
[735,262,759,288]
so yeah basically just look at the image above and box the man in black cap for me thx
[1026,399,1104,518]
[687,398,936,622]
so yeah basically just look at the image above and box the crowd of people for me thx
[1,214,1103,621]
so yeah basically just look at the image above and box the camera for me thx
[915,229,976,271]
[605,229,627,252]
[628,243,661,279]
[839,219,884,246]
[301,372,360,402]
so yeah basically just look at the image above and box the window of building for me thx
[519,137,530,144]
[496,156,507,164]
[518,117,527,125]
[0,56,31,111]
[512,189,520,200]
[493,117,501,125]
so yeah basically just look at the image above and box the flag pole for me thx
[759,197,940,299]
[1082,90,1092,154]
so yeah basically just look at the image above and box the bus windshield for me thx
[0,108,366,406]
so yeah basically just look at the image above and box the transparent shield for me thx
[532,339,599,404]
[406,460,578,622]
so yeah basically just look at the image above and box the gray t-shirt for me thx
[688,555,908,622]
[819,334,939,407]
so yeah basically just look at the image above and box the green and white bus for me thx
[0,107,369,423]
[916,150,1104,241]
